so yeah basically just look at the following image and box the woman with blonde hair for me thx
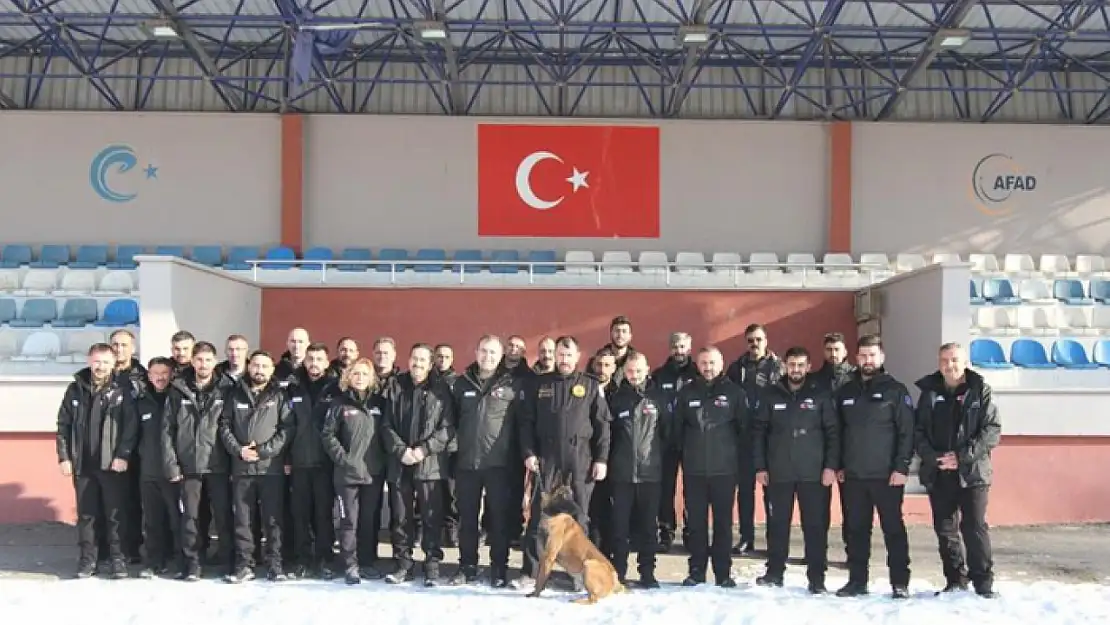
[321,358,390,584]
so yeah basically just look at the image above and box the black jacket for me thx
[56,369,138,476]
[451,364,521,471]
[519,370,612,475]
[726,351,782,404]
[433,367,459,391]
[135,385,170,481]
[606,378,672,483]
[675,374,749,478]
[651,357,696,450]
[322,389,391,485]
[811,361,855,393]
[161,371,234,479]
[114,359,147,399]
[914,370,1002,488]
[753,378,840,483]
[835,370,915,480]
[287,369,339,468]
[214,360,247,385]
[274,352,302,387]
[219,380,293,476]
[381,372,455,481]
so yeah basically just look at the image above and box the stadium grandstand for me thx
[1,0,1109,582]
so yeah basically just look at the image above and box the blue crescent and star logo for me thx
[89,144,159,203]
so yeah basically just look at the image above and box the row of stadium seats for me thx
[0,268,138,295]
[970,337,1110,369]
[0,329,138,364]
[971,305,1110,336]
[970,278,1110,305]
[968,253,1109,277]
[0,298,139,328]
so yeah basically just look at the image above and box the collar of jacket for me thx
[74,367,120,393]
[772,376,819,395]
[463,362,509,385]
[693,373,729,389]
[915,368,984,394]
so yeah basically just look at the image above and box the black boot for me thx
[423,561,441,587]
[936,577,969,595]
[345,566,361,585]
[756,573,784,587]
[385,560,414,584]
[449,565,478,586]
[490,566,509,588]
[836,580,869,597]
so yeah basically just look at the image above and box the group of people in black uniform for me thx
[55,317,1002,600]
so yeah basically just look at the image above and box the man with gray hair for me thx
[651,331,696,553]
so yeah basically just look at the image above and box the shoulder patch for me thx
[903,394,913,407]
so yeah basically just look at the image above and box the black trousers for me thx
[522,469,593,576]
[507,465,526,540]
[659,449,681,539]
[443,454,459,538]
[928,477,993,586]
[74,470,128,563]
[336,480,385,571]
[140,479,182,568]
[124,461,143,559]
[291,467,335,566]
[735,467,770,547]
[457,467,511,569]
[611,481,661,577]
[765,481,830,582]
[843,478,911,586]
[683,473,735,581]
[837,481,850,549]
[180,474,232,569]
[588,477,614,557]
[231,475,285,568]
[390,475,445,565]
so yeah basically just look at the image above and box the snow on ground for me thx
[0,573,1106,625]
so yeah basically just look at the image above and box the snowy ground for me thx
[0,573,1108,625]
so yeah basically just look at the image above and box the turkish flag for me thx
[477,124,660,238]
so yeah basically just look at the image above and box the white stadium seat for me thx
[932,253,962,265]
[0,269,20,293]
[1003,253,1036,276]
[61,330,106,363]
[600,251,633,274]
[710,252,745,273]
[10,331,62,361]
[1038,254,1072,276]
[968,253,999,273]
[96,270,136,294]
[1059,307,1097,336]
[1016,306,1059,336]
[58,270,97,295]
[745,252,779,278]
[1075,255,1107,275]
[976,307,1018,335]
[1018,279,1055,303]
[636,251,669,275]
[822,253,856,276]
[895,253,926,273]
[674,252,707,275]
[859,253,895,281]
[0,332,17,359]
[564,250,595,275]
[785,253,816,274]
[1094,307,1110,333]
[17,269,59,295]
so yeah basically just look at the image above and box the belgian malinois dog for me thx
[527,472,627,604]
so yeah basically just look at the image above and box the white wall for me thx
[0,376,72,433]
[852,123,1110,256]
[137,256,262,360]
[0,112,282,246]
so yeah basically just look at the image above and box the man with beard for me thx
[215,335,250,382]
[170,331,195,376]
[162,341,235,580]
[432,343,460,547]
[675,346,748,588]
[56,343,138,579]
[651,331,696,552]
[588,346,619,559]
[372,337,400,383]
[220,350,293,583]
[915,343,1001,599]
[532,337,556,374]
[587,316,635,385]
[516,335,611,591]
[109,328,145,563]
[288,343,340,579]
[275,328,310,384]
[810,332,855,553]
[448,335,521,588]
[328,337,359,378]
[381,344,455,586]
[135,357,182,579]
[501,335,530,378]
[752,347,839,594]
[834,334,914,599]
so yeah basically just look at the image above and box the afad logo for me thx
[89,144,158,204]
[969,153,1037,217]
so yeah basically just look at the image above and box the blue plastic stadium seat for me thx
[54,298,99,328]
[489,250,521,274]
[1093,340,1110,367]
[377,248,409,273]
[414,249,446,273]
[31,245,69,268]
[337,247,372,272]
[452,250,484,274]
[9,298,57,328]
[107,245,144,269]
[970,280,985,305]
[981,277,1020,305]
[190,246,223,267]
[225,246,262,270]
[95,298,139,327]
[301,246,334,271]
[1051,339,1100,370]
[0,298,15,323]
[70,245,109,269]
[155,245,186,258]
[528,250,558,275]
[1,244,32,268]
[1053,279,1093,305]
[260,246,296,270]
[1010,338,1056,369]
[969,339,1013,369]
[1092,279,1110,304]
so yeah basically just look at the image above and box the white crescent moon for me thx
[515,151,565,210]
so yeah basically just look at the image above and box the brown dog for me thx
[527,474,627,604]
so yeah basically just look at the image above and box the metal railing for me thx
[242,258,893,288]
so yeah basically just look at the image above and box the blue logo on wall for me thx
[89,144,159,203]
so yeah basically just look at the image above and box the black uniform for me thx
[321,388,391,579]
[433,367,460,546]
[811,359,855,548]
[675,374,748,584]
[381,372,455,580]
[161,371,235,575]
[287,369,339,574]
[135,384,182,573]
[650,356,696,549]
[753,378,839,585]
[726,350,781,551]
[518,370,611,578]
[220,379,293,573]
[450,364,521,581]
[503,361,535,543]
[835,370,915,592]
[56,369,138,573]
[114,359,147,562]
[606,377,671,582]
[588,376,618,559]
[914,369,1001,594]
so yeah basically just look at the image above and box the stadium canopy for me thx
[1,0,1109,122]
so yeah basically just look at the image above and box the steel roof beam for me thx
[771,0,847,119]
[431,0,466,115]
[147,0,243,111]
[0,88,16,109]
[665,0,713,118]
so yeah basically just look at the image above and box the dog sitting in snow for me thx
[527,474,626,605]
